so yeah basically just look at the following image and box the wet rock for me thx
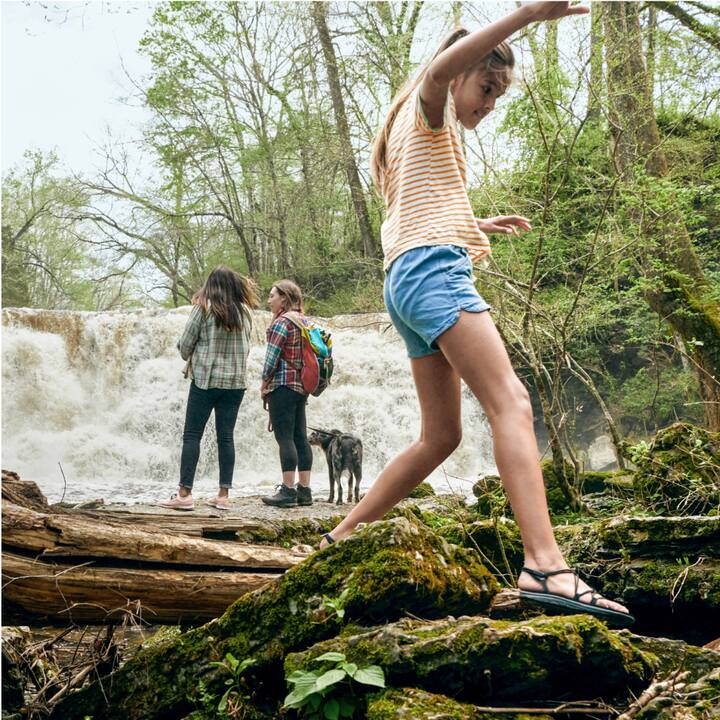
[285,614,653,705]
[51,516,497,720]
[408,482,436,499]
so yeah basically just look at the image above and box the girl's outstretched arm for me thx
[420,2,589,127]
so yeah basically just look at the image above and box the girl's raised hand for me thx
[528,2,590,22]
[476,216,532,237]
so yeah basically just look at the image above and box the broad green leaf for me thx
[315,668,347,692]
[339,697,356,717]
[287,670,319,686]
[340,662,358,678]
[324,698,340,720]
[353,665,386,688]
[283,686,314,709]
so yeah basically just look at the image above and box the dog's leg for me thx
[335,464,344,505]
[353,447,362,503]
[326,450,335,504]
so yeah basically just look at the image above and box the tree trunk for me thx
[311,2,379,259]
[587,2,604,121]
[603,1,720,431]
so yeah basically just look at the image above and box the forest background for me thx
[3,0,720,464]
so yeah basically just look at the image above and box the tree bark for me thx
[2,550,275,623]
[311,2,379,259]
[603,1,720,431]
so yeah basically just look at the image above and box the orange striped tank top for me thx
[380,88,491,271]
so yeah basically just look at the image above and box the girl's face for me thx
[452,69,505,130]
[268,286,285,315]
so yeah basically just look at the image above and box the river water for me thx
[2,307,496,504]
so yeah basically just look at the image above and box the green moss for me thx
[367,687,553,719]
[53,517,497,720]
[626,423,720,515]
[287,614,653,705]
[408,482,436,499]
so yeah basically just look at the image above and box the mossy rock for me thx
[285,614,653,705]
[367,687,554,719]
[625,633,720,682]
[408,482,436,499]
[51,516,498,720]
[626,423,720,515]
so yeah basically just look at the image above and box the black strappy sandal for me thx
[322,533,335,545]
[519,566,635,628]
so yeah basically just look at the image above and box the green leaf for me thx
[283,686,314,709]
[314,651,346,663]
[218,687,231,713]
[353,665,386,688]
[315,668,347,692]
[287,669,319,686]
[323,697,340,720]
[340,662,358,678]
[339,697,356,717]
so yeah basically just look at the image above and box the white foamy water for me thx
[2,308,496,504]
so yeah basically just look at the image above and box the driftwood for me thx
[2,550,277,623]
[2,502,307,570]
[1,474,315,624]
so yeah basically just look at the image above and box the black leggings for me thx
[267,386,313,473]
[180,382,245,489]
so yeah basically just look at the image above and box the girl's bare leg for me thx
[319,351,462,545]
[436,310,628,613]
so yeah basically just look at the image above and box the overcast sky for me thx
[2,1,155,176]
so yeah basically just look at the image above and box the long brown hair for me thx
[273,279,304,314]
[193,266,260,331]
[370,30,514,192]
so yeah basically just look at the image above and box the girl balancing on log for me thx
[159,266,259,511]
[319,2,634,627]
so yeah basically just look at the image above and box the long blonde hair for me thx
[370,30,514,192]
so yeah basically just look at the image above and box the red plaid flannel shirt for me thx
[262,315,306,395]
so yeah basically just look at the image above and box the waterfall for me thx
[2,307,497,504]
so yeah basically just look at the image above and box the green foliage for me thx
[320,588,351,622]
[283,651,385,719]
[193,654,257,719]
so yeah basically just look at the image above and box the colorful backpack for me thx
[283,311,334,396]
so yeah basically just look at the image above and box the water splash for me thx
[2,308,496,504]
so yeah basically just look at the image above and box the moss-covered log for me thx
[286,614,654,705]
[367,687,554,720]
[50,517,498,720]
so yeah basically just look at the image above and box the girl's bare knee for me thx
[424,429,462,463]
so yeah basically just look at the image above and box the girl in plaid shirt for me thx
[261,280,315,508]
[159,266,259,511]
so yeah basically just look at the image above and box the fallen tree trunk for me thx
[2,502,307,570]
[2,551,277,623]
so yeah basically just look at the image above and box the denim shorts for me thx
[384,244,491,358]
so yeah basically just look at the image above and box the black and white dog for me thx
[308,428,362,504]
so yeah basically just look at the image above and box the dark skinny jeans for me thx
[267,385,313,473]
[180,382,245,489]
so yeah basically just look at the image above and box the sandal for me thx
[518,566,635,628]
[318,532,335,550]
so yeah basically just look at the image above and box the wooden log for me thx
[2,470,49,511]
[2,502,308,570]
[1,551,277,623]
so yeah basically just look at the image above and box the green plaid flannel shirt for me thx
[177,305,252,390]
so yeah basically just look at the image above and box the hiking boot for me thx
[262,484,297,507]
[296,484,313,507]
[158,491,194,511]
